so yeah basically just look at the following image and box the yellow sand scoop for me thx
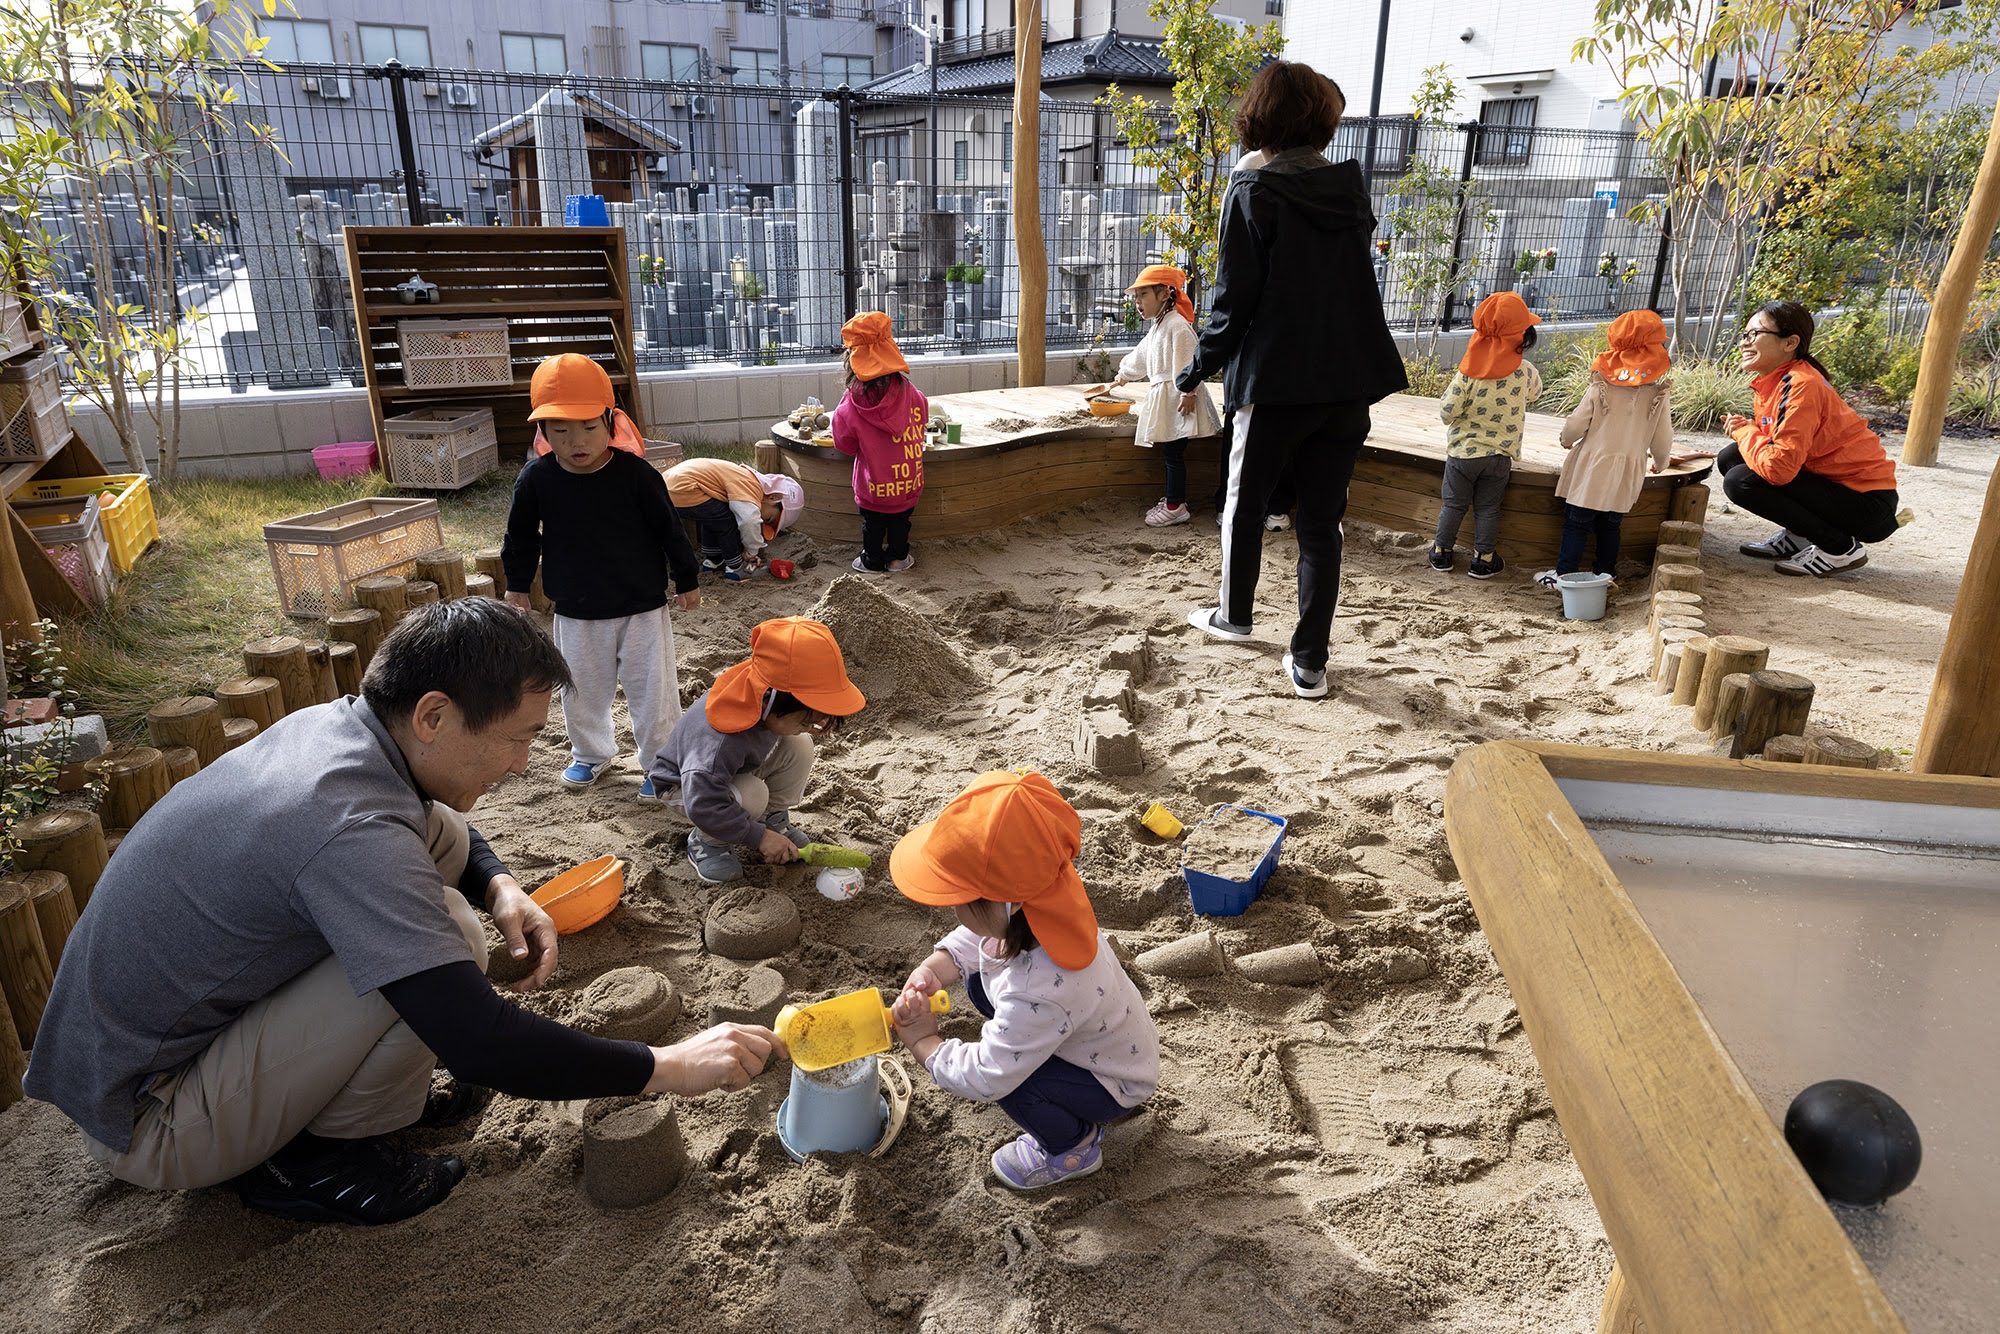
[776,986,950,1072]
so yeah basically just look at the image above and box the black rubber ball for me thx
[1783,1079,1922,1207]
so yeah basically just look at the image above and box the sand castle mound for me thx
[808,576,980,705]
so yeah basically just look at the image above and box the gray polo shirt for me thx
[25,698,475,1150]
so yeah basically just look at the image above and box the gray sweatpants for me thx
[553,607,681,771]
[1435,454,1513,556]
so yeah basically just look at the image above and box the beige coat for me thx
[1556,373,1673,513]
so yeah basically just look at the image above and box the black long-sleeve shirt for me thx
[501,450,699,619]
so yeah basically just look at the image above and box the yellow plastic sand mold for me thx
[1140,802,1185,839]
[776,986,951,1072]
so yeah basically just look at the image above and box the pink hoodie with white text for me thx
[831,374,928,512]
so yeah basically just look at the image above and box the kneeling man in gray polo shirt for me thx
[26,599,779,1224]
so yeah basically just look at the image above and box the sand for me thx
[0,427,1989,1332]
[1182,806,1282,880]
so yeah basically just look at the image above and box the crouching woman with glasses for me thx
[1720,301,1903,577]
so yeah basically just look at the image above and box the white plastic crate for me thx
[382,406,500,490]
[0,289,31,357]
[396,318,513,390]
[644,439,685,472]
[262,496,444,617]
[0,352,68,462]
[14,493,112,606]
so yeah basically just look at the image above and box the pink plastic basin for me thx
[313,441,379,479]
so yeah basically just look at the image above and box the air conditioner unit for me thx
[446,82,477,108]
[670,92,687,108]
[789,97,806,114]
[319,76,353,101]
[689,93,710,116]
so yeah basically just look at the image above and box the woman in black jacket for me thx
[1176,60,1407,698]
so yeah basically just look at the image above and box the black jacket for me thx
[501,449,699,619]
[1176,150,1407,411]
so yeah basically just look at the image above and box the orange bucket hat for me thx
[889,770,1101,972]
[1457,291,1542,379]
[528,353,616,421]
[841,311,910,381]
[703,617,867,734]
[1594,309,1671,385]
[1124,264,1195,323]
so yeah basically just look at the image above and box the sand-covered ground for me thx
[1,427,1989,1333]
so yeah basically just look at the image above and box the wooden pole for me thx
[161,745,200,785]
[1671,636,1712,707]
[95,745,169,830]
[473,548,505,590]
[11,809,108,910]
[1667,483,1709,523]
[0,876,54,1047]
[1732,670,1815,760]
[414,548,466,600]
[103,829,126,860]
[1709,671,1753,743]
[327,608,384,672]
[465,573,496,599]
[1657,520,1704,549]
[0,984,22,1109]
[1653,626,1701,679]
[1915,437,2000,776]
[1653,543,1701,569]
[354,575,408,631]
[1652,563,1704,596]
[299,638,338,704]
[1759,733,1811,763]
[148,695,226,767]
[244,636,317,715]
[1692,636,1770,732]
[1651,616,1705,668]
[216,676,285,730]
[1657,643,1686,695]
[23,869,76,969]
[0,482,38,643]
[1904,91,2000,469]
[403,580,440,612]
[1012,0,1047,388]
[221,716,259,752]
[329,640,361,697]
[1805,734,1880,769]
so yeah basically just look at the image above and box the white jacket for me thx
[1118,310,1222,448]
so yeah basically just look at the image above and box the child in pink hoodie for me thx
[832,311,929,573]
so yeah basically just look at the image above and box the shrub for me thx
[1948,364,2000,424]
[1530,330,1602,415]
[1813,309,1888,390]
[1874,341,1924,403]
[1668,358,1754,433]
[1399,356,1455,398]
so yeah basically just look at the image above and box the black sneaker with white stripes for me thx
[1740,528,1803,560]
[1775,542,1868,577]
[234,1133,466,1225]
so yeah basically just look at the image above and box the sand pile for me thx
[1182,806,1280,880]
[808,576,980,707]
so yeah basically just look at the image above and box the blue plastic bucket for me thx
[564,194,610,227]
[1181,805,1288,917]
[776,1055,886,1160]
[1556,571,1613,621]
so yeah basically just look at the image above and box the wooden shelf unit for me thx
[343,226,645,481]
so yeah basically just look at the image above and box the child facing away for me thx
[1535,309,1674,589]
[831,311,928,573]
[649,616,866,884]
[502,354,701,793]
[889,770,1159,1191]
[1430,291,1543,579]
[1084,264,1222,527]
[664,458,804,580]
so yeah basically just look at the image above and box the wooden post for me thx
[474,548,505,590]
[95,745,169,830]
[329,640,361,696]
[299,639,338,704]
[0,876,54,1047]
[1904,91,2000,469]
[161,745,200,785]
[0,985,22,1110]
[1805,734,1880,769]
[327,608,384,672]
[1651,616,1704,668]
[148,695,226,767]
[1652,626,1701,679]
[1760,733,1811,763]
[222,716,259,751]
[1732,670,1815,760]
[1653,563,1704,596]
[1657,520,1704,549]
[1692,635,1770,732]
[1012,0,1047,388]
[1667,482,1709,523]
[414,548,466,600]
[1653,543,1701,569]
[1657,643,1685,695]
[1648,590,1702,633]
[354,575,408,631]
[403,580,440,612]
[103,829,126,860]
[465,573,496,599]
[217,676,285,730]
[11,809,107,911]
[244,636,317,715]
[1709,672,1753,744]
[0,481,38,644]
[23,869,76,969]
[1915,409,2000,776]
[1672,636,1712,707]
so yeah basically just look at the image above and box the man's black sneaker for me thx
[411,1076,488,1130]
[234,1135,466,1226]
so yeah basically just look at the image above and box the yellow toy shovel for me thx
[776,986,951,1072]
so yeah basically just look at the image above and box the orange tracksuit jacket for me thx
[1730,361,1895,491]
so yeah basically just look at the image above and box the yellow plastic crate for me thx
[18,473,157,573]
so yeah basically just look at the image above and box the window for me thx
[1265,0,1285,12]
[820,54,872,87]
[260,17,334,65]
[953,140,969,181]
[1334,116,1416,173]
[642,42,702,82]
[859,131,910,181]
[357,23,430,67]
[1475,97,1537,166]
[728,49,781,86]
[501,33,567,74]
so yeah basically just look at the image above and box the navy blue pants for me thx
[1557,504,1623,575]
[676,498,742,563]
[858,505,914,569]
[1160,439,1188,505]
[966,973,1125,1153]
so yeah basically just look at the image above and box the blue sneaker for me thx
[637,777,662,802]
[723,559,751,581]
[560,759,610,789]
[991,1126,1102,1190]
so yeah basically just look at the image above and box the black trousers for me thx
[1717,444,1899,553]
[676,498,741,562]
[1218,400,1370,673]
[858,504,914,569]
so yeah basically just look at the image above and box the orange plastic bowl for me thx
[1085,397,1133,417]
[531,854,625,934]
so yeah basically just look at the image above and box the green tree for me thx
[1098,0,1283,312]
[0,0,275,484]
[1379,63,1495,359]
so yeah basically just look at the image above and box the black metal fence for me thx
[29,59,1687,392]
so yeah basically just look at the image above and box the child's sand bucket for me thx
[1555,572,1614,622]
[1139,802,1184,838]
[776,1055,887,1160]
[768,557,796,580]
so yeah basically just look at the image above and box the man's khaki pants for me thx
[83,806,487,1190]
[692,733,814,845]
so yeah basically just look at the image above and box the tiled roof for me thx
[859,31,1171,98]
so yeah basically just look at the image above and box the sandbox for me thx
[764,387,1712,566]
[1444,743,2000,1333]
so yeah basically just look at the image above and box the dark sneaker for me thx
[1740,528,1803,560]
[1282,653,1329,699]
[687,831,743,884]
[1467,552,1504,579]
[1427,544,1454,572]
[764,809,811,847]
[411,1076,488,1130]
[1776,542,1868,577]
[234,1136,465,1226]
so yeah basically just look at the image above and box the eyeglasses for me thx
[1741,326,1782,341]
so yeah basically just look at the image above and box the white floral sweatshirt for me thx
[924,925,1159,1108]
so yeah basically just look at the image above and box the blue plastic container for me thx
[563,194,610,227]
[776,1055,887,1161]
[1181,805,1288,916]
